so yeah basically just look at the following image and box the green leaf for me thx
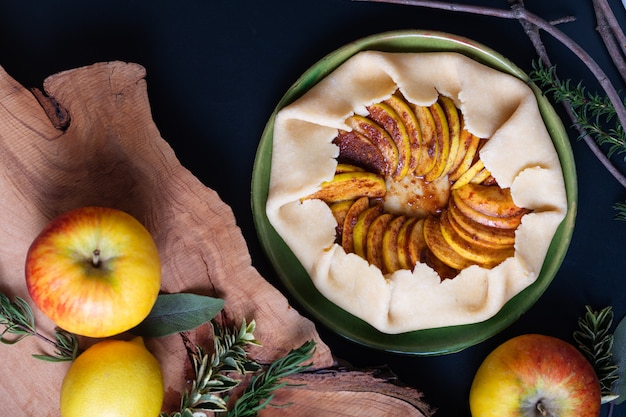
[611,314,626,404]
[132,293,224,338]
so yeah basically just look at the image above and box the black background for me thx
[2,1,626,416]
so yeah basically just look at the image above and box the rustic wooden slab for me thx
[0,61,432,416]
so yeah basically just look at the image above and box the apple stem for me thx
[536,401,550,417]
[92,249,101,267]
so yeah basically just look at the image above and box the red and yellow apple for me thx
[25,206,161,338]
[469,334,601,417]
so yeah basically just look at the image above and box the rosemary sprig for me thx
[0,293,79,361]
[531,60,626,220]
[162,319,315,417]
[531,60,626,159]
[162,319,261,417]
[573,305,619,401]
[225,340,315,417]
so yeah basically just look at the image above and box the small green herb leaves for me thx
[133,293,225,338]
[226,339,315,417]
[0,293,79,361]
[573,305,620,403]
[162,319,315,417]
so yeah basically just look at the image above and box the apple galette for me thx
[266,51,567,333]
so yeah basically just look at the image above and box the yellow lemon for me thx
[60,336,164,417]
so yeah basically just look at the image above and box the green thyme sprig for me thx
[531,60,626,159]
[573,305,619,401]
[0,293,79,362]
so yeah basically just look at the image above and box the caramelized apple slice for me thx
[367,102,412,181]
[439,96,461,177]
[341,196,371,254]
[452,159,483,190]
[334,130,386,176]
[439,211,513,267]
[384,94,422,173]
[451,188,524,229]
[366,213,394,272]
[448,200,517,246]
[329,199,355,238]
[423,215,473,270]
[396,217,418,270]
[335,163,365,174]
[446,205,515,248]
[411,104,438,177]
[346,115,399,178]
[305,171,386,203]
[448,120,481,180]
[381,215,407,274]
[454,183,529,219]
[352,204,384,258]
[407,218,429,267]
[424,101,450,182]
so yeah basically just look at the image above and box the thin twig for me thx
[595,0,626,62]
[508,0,626,188]
[354,0,626,188]
[592,0,626,83]
[509,0,551,66]
[354,0,626,134]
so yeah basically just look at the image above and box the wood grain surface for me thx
[0,61,432,416]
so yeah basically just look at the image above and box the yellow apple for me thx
[470,334,601,417]
[25,206,161,338]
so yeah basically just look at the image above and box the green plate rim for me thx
[251,30,578,355]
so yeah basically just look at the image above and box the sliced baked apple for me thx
[407,218,429,267]
[381,215,407,274]
[424,101,451,182]
[329,199,355,238]
[446,205,515,249]
[335,163,365,174]
[396,216,418,270]
[352,204,384,258]
[439,96,461,177]
[384,94,422,173]
[366,213,394,271]
[423,215,473,270]
[454,183,528,219]
[448,120,480,180]
[439,210,514,267]
[305,171,386,203]
[411,104,438,177]
[346,115,399,178]
[333,130,386,175]
[341,196,371,254]
[367,102,412,180]
[448,199,517,245]
[451,187,524,229]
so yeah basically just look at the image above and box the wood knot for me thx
[30,87,71,131]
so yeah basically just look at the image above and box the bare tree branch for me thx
[354,0,626,189]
